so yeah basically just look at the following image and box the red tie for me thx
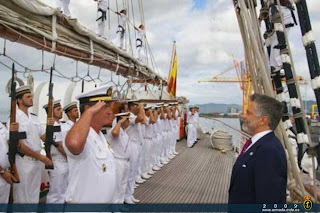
[240,138,252,156]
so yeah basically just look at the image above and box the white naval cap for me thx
[115,112,130,117]
[169,102,178,105]
[43,99,61,110]
[127,99,140,105]
[63,101,78,113]
[75,85,114,105]
[144,104,151,110]
[16,85,32,96]
[152,104,162,110]
[115,112,130,120]
[163,103,169,107]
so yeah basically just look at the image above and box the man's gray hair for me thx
[250,94,284,130]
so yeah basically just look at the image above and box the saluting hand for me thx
[87,101,106,115]
[1,171,18,184]
[119,117,128,124]
[10,122,19,132]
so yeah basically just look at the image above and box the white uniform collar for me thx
[17,108,30,118]
[67,120,75,125]
[89,127,101,140]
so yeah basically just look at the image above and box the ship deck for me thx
[135,132,236,203]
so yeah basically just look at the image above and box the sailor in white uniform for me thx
[187,106,196,148]
[0,123,13,204]
[161,104,171,164]
[56,0,71,17]
[141,105,154,179]
[108,112,131,204]
[115,9,127,50]
[151,106,161,171]
[135,24,145,61]
[174,102,181,141]
[155,103,165,168]
[61,101,79,135]
[147,106,157,174]
[124,100,144,204]
[43,100,68,206]
[7,85,53,204]
[94,0,108,37]
[64,85,116,203]
[168,104,177,158]
[266,0,296,71]
[194,106,199,142]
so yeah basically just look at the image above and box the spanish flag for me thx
[167,42,177,98]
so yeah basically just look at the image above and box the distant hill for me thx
[197,103,242,114]
[197,100,317,114]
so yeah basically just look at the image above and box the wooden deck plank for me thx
[134,132,235,204]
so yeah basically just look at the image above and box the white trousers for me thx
[113,158,130,203]
[176,119,181,140]
[125,142,141,200]
[187,124,195,147]
[117,26,126,49]
[142,138,151,175]
[155,134,162,165]
[0,177,10,203]
[195,123,198,139]
[97,20,106,37]
[136,46,142,60]
[13,156,42,204]
[46,160,69,204]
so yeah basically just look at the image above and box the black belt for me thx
[117,25,125,33]
[96,8,107,22]
[290,8,297,25]
[285,23,295,28]
[136,38,142,48]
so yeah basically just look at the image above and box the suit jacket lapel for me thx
[230,132,275,187]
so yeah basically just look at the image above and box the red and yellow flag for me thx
[167,42,177,97]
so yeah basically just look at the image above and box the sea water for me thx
[198,117,243,150]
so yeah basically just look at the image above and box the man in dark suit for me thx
[228,94,287,204]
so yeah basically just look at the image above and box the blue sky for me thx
[192,0,208,10]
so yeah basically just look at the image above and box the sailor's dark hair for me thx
[120,9,126,14]
[116,115,129,123]
[118,103,128,113]
[128,101,138,109]
[16,93,24,100]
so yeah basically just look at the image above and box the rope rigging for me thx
[232,0,318,202]
[0,0,168,107]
